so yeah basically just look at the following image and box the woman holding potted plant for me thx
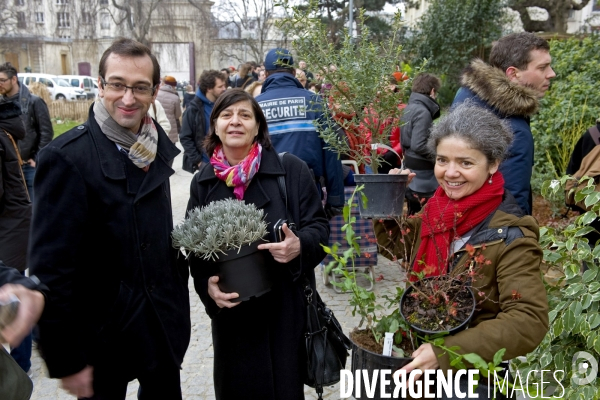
[184,89,330,399]
[375,102,549,398]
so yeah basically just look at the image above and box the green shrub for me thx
[513,176,600,398]
[277,1,407,172]
[531,37,600,201]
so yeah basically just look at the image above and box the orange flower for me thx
[465,243,475,256]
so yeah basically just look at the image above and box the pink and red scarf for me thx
[210,142,262,199]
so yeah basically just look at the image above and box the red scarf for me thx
[412,172,505,278]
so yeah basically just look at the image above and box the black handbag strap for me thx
[278,152,325,399]
[277,152,288,211]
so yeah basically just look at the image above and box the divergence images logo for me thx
[571,351,598,386]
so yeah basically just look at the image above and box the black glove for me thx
[324,204,343,220]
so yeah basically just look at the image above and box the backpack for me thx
[565,126,600,211]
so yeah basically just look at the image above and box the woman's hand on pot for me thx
[389,168,416,185]
[207,276,240,308]
[257,223,301,263]
[399,343,440,379]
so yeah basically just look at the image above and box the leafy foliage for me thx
[402,0,505,106]
[531,37,600,200]
[278,1,407,171]
[172,198,268,261]
[322,186,413,347]
[512,176,600,398]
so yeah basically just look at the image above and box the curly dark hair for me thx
[198,70,227,95]
[203,89,272,157]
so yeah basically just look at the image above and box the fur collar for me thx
[461,59,539,117]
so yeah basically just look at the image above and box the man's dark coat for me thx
[29,107,191,379]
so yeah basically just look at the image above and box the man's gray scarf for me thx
[93,100,157,169]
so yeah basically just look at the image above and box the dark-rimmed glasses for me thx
[100,78,156,98]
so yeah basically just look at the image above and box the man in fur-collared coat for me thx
[453,32,555,215]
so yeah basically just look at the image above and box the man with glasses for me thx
[0,63,53,202]
[29,38,191,399]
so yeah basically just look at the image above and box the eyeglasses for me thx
[0,77,12,84]
[100,78,156,97]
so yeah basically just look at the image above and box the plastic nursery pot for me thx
[214,240,272,302]
[350,337,412,400]
[353,173,408,219]
[399,277,476,337]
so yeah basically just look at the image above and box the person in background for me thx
[185,89,329,399]
[298,60,314,87]
[258,69,266,83]
[182,84,195,110]
[147,98,171,136]
[565,118,600,250]
[156,76,182,147]
[400,73,441,214]
[376,103,548,399]
[220,68,233,88]
[234,63,256,89]
[256,48,344,218]
[29,38,191,399]
[180,70,228,173]
[244,81,263,98]
[295,69,307,88]
[452,32,556,215]
[0,62,53,202]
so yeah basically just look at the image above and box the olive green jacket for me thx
[374,192,549,371]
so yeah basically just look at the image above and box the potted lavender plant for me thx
[172,198,270,302]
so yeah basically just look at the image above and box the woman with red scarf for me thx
[375,102,548,399]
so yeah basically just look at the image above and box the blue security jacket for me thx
[256,73,344,207]
[452,59,540,215]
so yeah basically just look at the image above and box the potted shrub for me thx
[278,3,410,219]
[400,274,477,337]
[172,198,270,302]
[323,188,414,399]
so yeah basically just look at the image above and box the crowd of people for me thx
[0,30,576,400]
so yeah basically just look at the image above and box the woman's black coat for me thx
[186,147,329,399]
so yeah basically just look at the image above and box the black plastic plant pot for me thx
[215,241,272,302]
[350,338,412,399]
[353,173,408,219]
[399,277,476,337]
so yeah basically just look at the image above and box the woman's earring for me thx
[488,174,493,185]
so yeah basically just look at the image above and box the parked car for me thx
[92,80,99,100]
[18,73,86,101]
[59,75,97,100]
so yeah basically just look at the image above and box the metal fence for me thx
[48,100,94,122]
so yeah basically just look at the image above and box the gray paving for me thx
[27,144,408,399]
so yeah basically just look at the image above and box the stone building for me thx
[0,0,285,85]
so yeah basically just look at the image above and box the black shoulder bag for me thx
[277,153,352,400]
